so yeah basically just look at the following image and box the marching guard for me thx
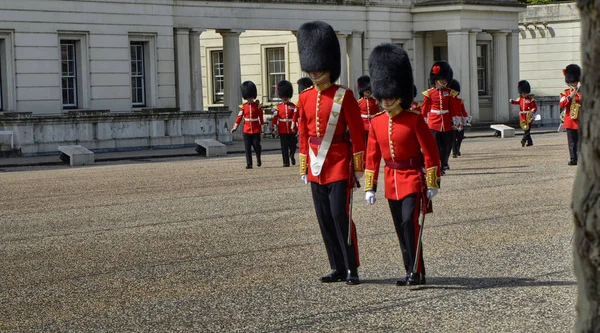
[448,79,470,158]
[271,80,298,167]
[421,61,461,174]
[231,81,264,169]
[296,21,366,285]
[357,75,380,139]
[510,80,537,147]
[559,64,582,166]
[364,43,441,286]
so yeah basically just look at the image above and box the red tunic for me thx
[559,88,581,130]
[297,84,365,184]
[421,87,461,132]
[365,110,441,201]
[271,102,298,134]
[358,97,380,131]
[510,96,537,125]
[234,101,264,134]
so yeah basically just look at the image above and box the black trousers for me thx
[243,133,261,167]
[521,128,533,145]
[311,180,358,273]
[431,130,454,169]
[452,130,465,156]
[278,134,297,165]
[388,193,425,276]
[567,129,579,162]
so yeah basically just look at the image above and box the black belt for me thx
[385,156,424,170]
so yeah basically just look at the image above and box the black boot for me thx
[346,269,360,285]
[396,274,410,286]
[406,272,426,286]
[320,270,345,283]
[257,156,262,167]
[290,156,296,165]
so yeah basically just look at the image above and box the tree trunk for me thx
[574,3,600,332]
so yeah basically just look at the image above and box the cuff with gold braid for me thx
[299,154,307,175]
[426,166,441,189]
[364,169,377,192]
[353,151,365,172]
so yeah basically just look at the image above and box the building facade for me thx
[0,0,579,154]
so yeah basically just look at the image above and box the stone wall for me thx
[0,110,232,156]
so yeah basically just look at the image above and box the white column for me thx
[217,29,245,135]
[492,30,510,123]
[190,29,205,112]
[347,30,363,96]
[175,28,192,112]
[336,32,350,86]
[423,32,434,86]
[412,32,425,94]
[507,30,520,122]
[447,29,471,117]
[469,30,481,124]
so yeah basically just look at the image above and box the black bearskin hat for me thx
[517,80,531,94]
[276,80,293,99]
[368,43,414,110]
[564,64,581,83]
[413,85,417,98]
[357,76,371,98]
[296,21,341,83]
[430,61,453,84]
[297,77,313,93]
[241,81,257,100]
[448,79,461,93]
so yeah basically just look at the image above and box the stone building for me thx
[0,0,580,155]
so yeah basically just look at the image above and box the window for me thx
[0,52,3,111]
[433,46,448,62]
[0,31,15,111]
[477,44,488,95]
[130,41,146,107]
[211,50,224,104]
[266,47,285,102]
[60,40,77,108]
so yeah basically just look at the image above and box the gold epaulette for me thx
[450,89,459,97]
[422,90,431,98]
[560,92,567,97]
[357,97,364,102]
[373,111,385,117]
[300,86,314,94]
[238,104,244,109]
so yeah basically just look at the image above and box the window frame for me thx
[130,41,146,107]
[260,44,288,103]
[476,42,491,96]
[265,46,286,102]
[60,40,78,109]
[0,31,16,111]
[57,32,90,111]
[210,49,224,105]
[128,33,157,109]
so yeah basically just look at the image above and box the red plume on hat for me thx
[429,61,453,84]
[432,66,441,75]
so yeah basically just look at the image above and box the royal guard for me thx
[271,80,298,167]
[297,77,313,93]
[510,80,537,147]
[559,64,582,166]
[448,79,470,158]
[231,81,264,169]
[357,75,380,139]
[364,43,441,286]
[296,21,366,285]
[421,61,461,174]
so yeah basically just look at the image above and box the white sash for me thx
[309,87,346,176]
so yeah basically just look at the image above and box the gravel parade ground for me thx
[0,132,577,332]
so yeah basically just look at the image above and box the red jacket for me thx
[560,88,581,130]
[297,84,365,184]
[421,87,461,132]
[365,109,441,201]
[234,101,264,134]
[358,97,380,131]
[510,95,537,124]
[271,102,298,134]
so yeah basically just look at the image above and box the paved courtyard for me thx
[0,132,578,332]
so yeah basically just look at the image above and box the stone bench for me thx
[0,130,14,149]
[58,145,95,166]
[194,139,227,157]
[490,124,515,138]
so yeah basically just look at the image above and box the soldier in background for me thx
[271,80,298,167]
[296,21,366,285]
[559,64,582,166]
[364,43,441,286]
[448,79,470,158]
[297,77,313,93]
[510,80,537,148]
[357,75,380,141]
[421,61,460,174]
[231,81,264,169]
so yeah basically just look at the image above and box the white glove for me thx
[301,174,308,185]
[426,188,438,200]
[365,190,376,205]
[230,124,238,134]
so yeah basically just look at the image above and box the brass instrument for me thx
[569,85,581,120]
[520,111,534,130]
[560,109,565,123]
